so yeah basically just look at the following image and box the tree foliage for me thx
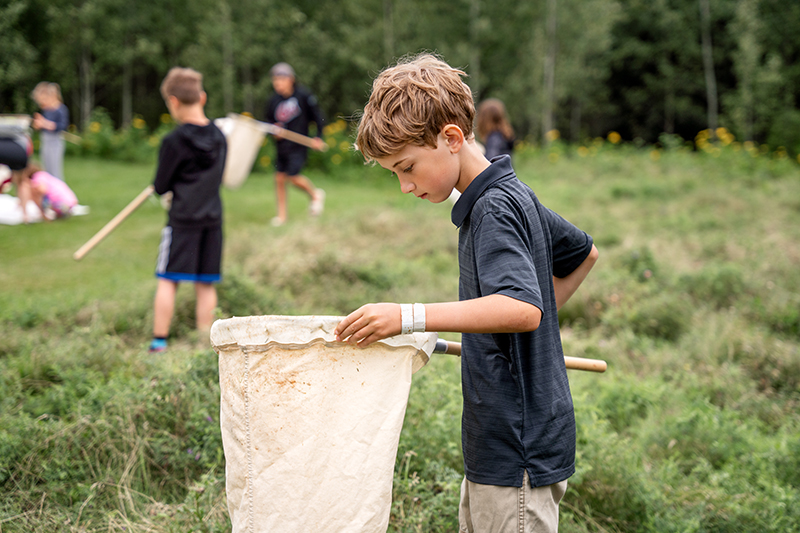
[1,0,799,149]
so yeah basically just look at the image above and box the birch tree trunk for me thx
[242,61,254,116]
[122,60,132,128]
[80,48,94,128]
[383,0,394,63]
[469,0,481,102]
[542,0,557,143]
[699,0,718,137]
[221,0,235,114]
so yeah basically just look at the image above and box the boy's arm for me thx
[152,139,180,195]
[553,244,598,310]
[54,106,69,132]
[334,294,542,348]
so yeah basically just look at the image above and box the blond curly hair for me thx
[356,54,474,161]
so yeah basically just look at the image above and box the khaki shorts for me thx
[458,471,567,533]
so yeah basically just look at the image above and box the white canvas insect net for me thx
[211,315,436,533]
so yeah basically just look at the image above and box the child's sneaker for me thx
[148,338,168,353]
[309,189,325,217]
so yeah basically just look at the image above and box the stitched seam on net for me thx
[244,349,254,533]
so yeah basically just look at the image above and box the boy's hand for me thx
[334,303,401,347]
[311,137,326,151]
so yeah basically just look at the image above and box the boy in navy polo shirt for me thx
[335,54,598,532]
[149,67,227,353]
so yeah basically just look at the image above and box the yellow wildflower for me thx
[546,129,560,142]
[260,156,271,167]
[132,117,146,129]
[332,154,343,165]
[160,114,172,124]
[607,131,621,144]
[577,146,589,157]
[339,141,350,152]
[242,111,254,118]
[89,121,101,133]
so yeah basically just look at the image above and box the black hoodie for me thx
[153,122,227,228]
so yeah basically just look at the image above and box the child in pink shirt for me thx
[13,163,78,222]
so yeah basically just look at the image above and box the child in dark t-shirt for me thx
[264,62,326,226]
[335,54,598,533]
[149,67,227,353]
[477,98,515,161]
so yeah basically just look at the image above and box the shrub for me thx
[603,288,690,342]
[628,292,690,342]
[594,377,656,433]
[621,246,659,282]
[682,262,748,308]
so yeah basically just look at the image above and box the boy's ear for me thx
[199,91,207,106]
[442,124,465,153]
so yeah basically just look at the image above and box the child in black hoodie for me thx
[149,67,227,353]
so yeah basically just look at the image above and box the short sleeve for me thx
[540,206,593,278]
[472,209,544,311]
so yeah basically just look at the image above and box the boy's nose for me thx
[399,180,415,194]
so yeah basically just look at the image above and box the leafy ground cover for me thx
[1,142,799,532]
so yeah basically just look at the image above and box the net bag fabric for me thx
[214,113,266,190]
[210,315,436,533]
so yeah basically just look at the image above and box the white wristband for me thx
[400,304,413,335]
[413,303,426,332]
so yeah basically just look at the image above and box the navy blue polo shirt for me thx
[451,155,593,488]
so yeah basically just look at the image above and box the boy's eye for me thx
[402,165,413,173]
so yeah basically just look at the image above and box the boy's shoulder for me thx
[159,122,226,162]
[454,158,536,226]
[163,121,224,142]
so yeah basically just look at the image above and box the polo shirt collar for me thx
[451,155,515,228]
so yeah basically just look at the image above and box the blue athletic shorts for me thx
[155,225,222,283]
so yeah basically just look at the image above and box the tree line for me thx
[2,0,799,151]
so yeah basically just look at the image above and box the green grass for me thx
[1,145,800,532]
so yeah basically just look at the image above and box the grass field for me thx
[1,145,799,532]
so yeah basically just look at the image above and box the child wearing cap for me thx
[264,62,326,226]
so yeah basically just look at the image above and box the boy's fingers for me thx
[335,308,367,341]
